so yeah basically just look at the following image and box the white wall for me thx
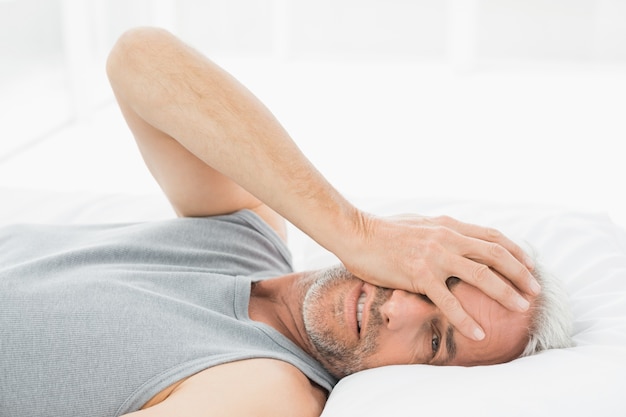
[1,0,625,226]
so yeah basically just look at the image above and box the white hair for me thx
[519,248,575,357]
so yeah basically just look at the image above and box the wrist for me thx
[287,192,363,254]
[321,204,375,269]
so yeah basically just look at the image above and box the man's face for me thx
[302,266,533,379]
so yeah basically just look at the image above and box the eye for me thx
[431,325,441,357]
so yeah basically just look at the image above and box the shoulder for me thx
[236,359,327,416]
[126,358,326,417]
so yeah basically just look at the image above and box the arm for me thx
[121,359,326,417]
[106,27,539,340]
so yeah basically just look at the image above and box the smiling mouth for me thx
[356,291,366,334]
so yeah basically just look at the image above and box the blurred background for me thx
[1,0,625,227]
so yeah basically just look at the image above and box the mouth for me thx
[356,290,366,334]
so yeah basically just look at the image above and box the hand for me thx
[337,212,541,341]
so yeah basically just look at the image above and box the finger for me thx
[475,226,536,273]
[433,218,540,296]
[460,236,541,297]
[425,281,485,341]
[446,252,531,313]
[439,217,536,272]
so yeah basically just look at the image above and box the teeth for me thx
[356,292,366,332]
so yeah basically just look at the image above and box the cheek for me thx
[303,292,345,336]
[364,327,420,367]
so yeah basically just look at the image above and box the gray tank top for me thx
[0,210,336,417]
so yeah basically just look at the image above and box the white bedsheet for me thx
[2,187,625,416]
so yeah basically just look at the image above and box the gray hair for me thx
[519,248,575,357]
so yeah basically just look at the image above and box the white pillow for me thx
[308,199,626,417]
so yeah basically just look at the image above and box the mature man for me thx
[0,27,572,417]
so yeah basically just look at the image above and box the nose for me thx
[379,289,437,331]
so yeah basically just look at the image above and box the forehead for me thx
[450,281,532,366]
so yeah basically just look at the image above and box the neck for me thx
[249,271,317,356]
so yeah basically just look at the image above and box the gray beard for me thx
[302,266,386,378]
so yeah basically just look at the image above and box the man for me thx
[0,27,571,417]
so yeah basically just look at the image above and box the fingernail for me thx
[530,278,541,295]
[525,255,535,271]
[517,296,530,311]
[474,327,485,341]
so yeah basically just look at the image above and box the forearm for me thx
[106,27,362,255]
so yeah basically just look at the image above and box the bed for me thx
[2,186,625,416]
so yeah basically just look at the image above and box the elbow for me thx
[106,26,173,93]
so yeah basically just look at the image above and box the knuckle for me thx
[485,227,504,241]
[434,215,454,226]
[513,261,529,280]
[489,242,506,259]
[472,263,491,283]
[440,293,462,313]
[432,225,454,243]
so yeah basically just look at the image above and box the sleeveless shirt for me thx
[0,210,336,417]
